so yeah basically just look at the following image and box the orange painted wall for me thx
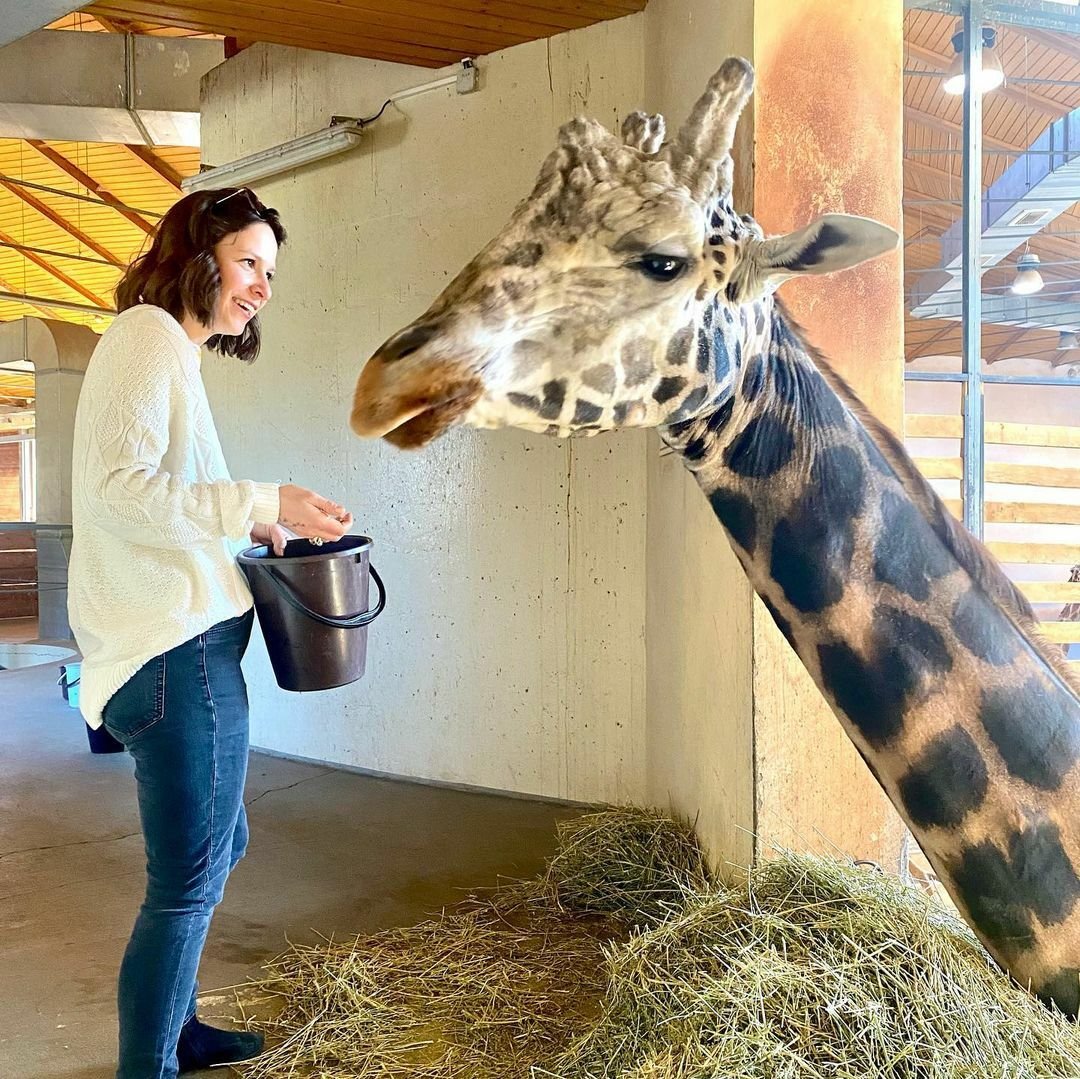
[750,1,907,869]
[754,0,905,430]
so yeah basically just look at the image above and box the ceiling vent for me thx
[1007,208,1053,229]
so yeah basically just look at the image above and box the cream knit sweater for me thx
[69,305,280,729]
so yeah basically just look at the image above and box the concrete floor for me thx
[0,621,583,1078]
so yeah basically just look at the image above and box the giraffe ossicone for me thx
[351,58,1080,1019]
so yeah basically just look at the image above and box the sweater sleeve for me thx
[81,325,280,550]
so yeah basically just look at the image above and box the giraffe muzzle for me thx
[350,353,483,448]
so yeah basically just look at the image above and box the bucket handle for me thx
[264,563,386,629]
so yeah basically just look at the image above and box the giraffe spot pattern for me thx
[741,355,766,402]
[705,397,735,433]
[653,376,687,404]
[707,488,757,556]
[857,426,896,477]
[582,364,616,395]
[873,488,955,601]
[668,386,708,423]
[817,639,909,746]
[951,587,1020,666]
[898,725,989,830]
[817,605,950,748]
[950,820,1080,957]
[508,392,541,414]
[696,329,711,373]
[474,284,502,326]
[501,279,529,303]
[949,841,1036,954]
[622,340,654,387]
[979,677,1080,790]
[1036,969,1080,1018]
[723,414,796,479]
[1006,819,1080,925]
[769,444,865,612]
[572,399,603,425]
[665,325,694,367]
[539,380,566,421]
[710,323,731,382]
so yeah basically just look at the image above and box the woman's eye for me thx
[635,254,688,282]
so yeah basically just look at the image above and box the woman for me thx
[69,187,351,1077]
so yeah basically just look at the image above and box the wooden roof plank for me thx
[0,180,125,267]
[25,141,156,236]
[0,225,112,309]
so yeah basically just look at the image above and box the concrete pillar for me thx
[645,0,905,871]
[750,0,906,868]
[0,318,97,639]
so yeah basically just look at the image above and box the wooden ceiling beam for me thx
[986,326,1031,362]
[0,226,113,310]
[87,3,470,66]
[88,0,635,34]
[25,141,156,236]
[0,273,65,321]
[89,12,137,32]
[1017,27,1080,64]
[904,104,1020,151]
[123,145,184,193]
[905,41,1069,118]
[103,0,542,53]
[907,321,958,360]
[0,181,125,267]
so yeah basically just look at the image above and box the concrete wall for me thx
[642,0,757,868]
[201,20,652,803]
[200,3,908,871]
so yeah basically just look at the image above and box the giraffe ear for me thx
[754,214,898,280]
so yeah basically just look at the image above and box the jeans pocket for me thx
[102,654,166,742]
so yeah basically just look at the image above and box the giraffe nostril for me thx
[383,322,440,363]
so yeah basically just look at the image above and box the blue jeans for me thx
[102,609,254,1079]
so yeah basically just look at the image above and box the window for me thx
[904,0,1080,653]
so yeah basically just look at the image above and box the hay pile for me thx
[239,808,1080,1078]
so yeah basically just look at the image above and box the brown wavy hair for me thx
[115,187,286,363]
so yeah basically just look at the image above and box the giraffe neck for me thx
[661,310,1080,1018]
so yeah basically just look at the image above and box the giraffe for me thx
[349,57,1080,1017]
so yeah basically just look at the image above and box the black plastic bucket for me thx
[237,535,385,692]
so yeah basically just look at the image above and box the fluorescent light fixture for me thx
[943,25,1005,95]
[182,121,365,193]
[1058,331,1079,350]
[183,59,479,194]
[1011,252,1044,295]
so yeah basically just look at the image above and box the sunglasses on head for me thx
[211,188,267,215]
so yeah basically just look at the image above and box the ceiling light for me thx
[1058,331,1079,350]
[943,26,1005,95]
[182,59,479,193]
[182,121,366,193]
[1011,252,1044,295]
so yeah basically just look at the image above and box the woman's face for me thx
[208,222,278,337]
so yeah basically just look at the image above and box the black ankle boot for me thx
[176,1015,265,1072]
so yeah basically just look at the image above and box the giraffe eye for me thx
[635,254,688,282]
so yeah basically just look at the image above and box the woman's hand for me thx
[250,522,292,556]
[278,484,353,544]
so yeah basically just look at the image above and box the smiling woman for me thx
[67,187,356,1078]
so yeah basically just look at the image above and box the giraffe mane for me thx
[776,301,1080,700]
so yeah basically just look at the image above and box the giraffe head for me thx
[351,57,897,448]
